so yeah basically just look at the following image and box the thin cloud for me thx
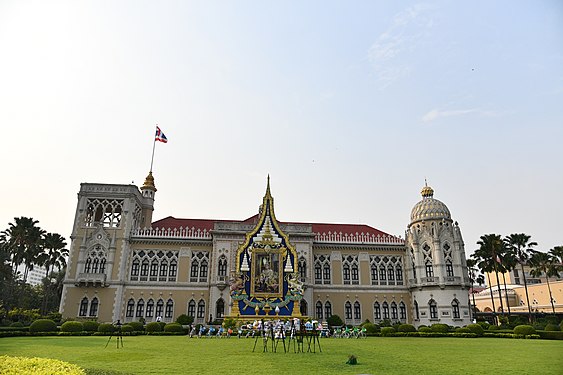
[422,108,500,123]
[367,4,433,88]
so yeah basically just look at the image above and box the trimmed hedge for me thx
[164,323,183,333]
[61,321,84,333]
[145,322,162,332]
[398,324,416,333]
[128,321,144,332]
[29,319,57,333]
[380,327,396,336]
[362,323,379,334]
[466,324,484,336]
[430,324,450,333]
[98,323,115,333]
[418,326,432,333]
[513,325,535,336]
[455,327,472,333]
[120,324,134,333]
[82,321,99,332]
[537,330,563,340]
[544,324,560,331]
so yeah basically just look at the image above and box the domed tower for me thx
[405,183,471,327]
[139,171,157,229]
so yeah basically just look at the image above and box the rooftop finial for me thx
[421,181,434,198]
[266,174,271,196]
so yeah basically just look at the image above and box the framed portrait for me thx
[251,250,282,297]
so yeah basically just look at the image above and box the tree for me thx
[473,234,506,321]
[37,233,68,314]
[466,258,485,319]
[529,251,559,314]
[497,252,517,315]
[504,233,538,322]
[2,217,45,281]
[549,246,563,267]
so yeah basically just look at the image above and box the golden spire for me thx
[266,174,271,197]
[421,179,434,198]
[141,171,157,192]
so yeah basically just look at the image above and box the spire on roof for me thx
[141,171,157,191]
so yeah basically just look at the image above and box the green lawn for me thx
[0,336,562,374]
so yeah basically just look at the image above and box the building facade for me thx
[59,173,472,327]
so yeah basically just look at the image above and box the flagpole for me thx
[150,129,156,173]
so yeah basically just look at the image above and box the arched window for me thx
[345,301,352,320]
[84,258,92,273]
[429,299,438,319]
[314,262,322,283]
[131,259,140,280]
[323,263,331,284]
[382,302,389,320]
[314,255,331,284]
[146,299,154,318]
[126,298,135,318]
[316,301,323,319]
[343,263,351,284]
[197,300,206,319]
[92,258,100,273]
[136,299,145,318]
[79,297,89,317]
[370,263,378,284]
[217,256,227,277]
[452,299,460,319]
[89,297,98,317]
[188,300,196,318]
[300,300,308,316]
[425,262,434,278]
[168,259,177,281]
[140,259,149,281]
[446,260,454,277]
[216,298,225,319]
[353,301,361,320]
[298,257,307,280]
[190,261,199,282]
[324,301,332,318]
[379,265,386,284]
[396,264,403,284]
[391,302,398,320]
[159,260,168,281]
[399,301,406,320]
[387,265,395,284]
[165,299,174,319]
[155,299,164,319]
[374,302,381,320]
[414,300,419,320]
[150,259,159,281]
[200,260,208,282]
[99,259,106,274]
[351,263,359,285]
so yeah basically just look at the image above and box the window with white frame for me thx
[190,252,209,283]
[84,198,123,227]
[316,301,323,320]
[314,254,331,284]
[345,301,352,320]
[429,299,438,319]
[130,250,179,282]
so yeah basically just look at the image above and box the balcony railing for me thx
[75,273,108,287]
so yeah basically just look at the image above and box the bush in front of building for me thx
[82,321,99,332]
[477,321,490,330]
[455,327,472,333]
[397,324,416,333]
[163,323,183,333]
[418,326,431,333]
[176,314,194,326]
[362,323,379,334]
[544,323,560,331]
[60,321,84,333]
[532,322,546,331]
[145,322,162,332]
[327,314,344,327]
[430,324,450,333]
[128,321,144,332]
[29,319,57,333]
[513,325,536,336]
[380,327,396,336]
[9,322,24,328]
[120,324,134,333]
[158,322,166,331]
[97,323,115,333]
[465,323,484,336]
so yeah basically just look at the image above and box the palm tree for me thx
[529,251,559,314]
[466,258,485,318]
[497,252,517,316]
[549,246,563,267]
[504,233,538,323]
[2,217,45,281]
[37,233,68,314]
[474,234,506,319]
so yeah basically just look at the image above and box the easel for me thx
[105,320,123,348]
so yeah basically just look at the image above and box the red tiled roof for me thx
[152,215,395,238]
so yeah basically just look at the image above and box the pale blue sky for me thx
[1,1,561,256]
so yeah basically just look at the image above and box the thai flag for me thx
[155,126,168,143]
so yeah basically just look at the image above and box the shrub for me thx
[533,322,546,331]
[44,312,63,324]
[455,327,472,333]
[380,327,396,336]
[164,323,183,333]
[362,323,378,334]
[513,325,536,336]
[488,325,501,331]
[477,321,490,330]
[120,324,134,333]
[430,324,450,333]
[222,318,237,330]
[146,322,162,332]
[544,323,560,331]
[98,323,115,333]
[466,323,484,336]
[327,314,344,327]
[0,355,84,375]
[29,319,57,333]
[537,331,563,340]
[61,321,84,333]
[82,321,99,332]
[9,322,24,328]
[128,321,144,331]
[158,322,166,331]
[418,326,432,333]
[398,324,416,333]
[176,314,194,326]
